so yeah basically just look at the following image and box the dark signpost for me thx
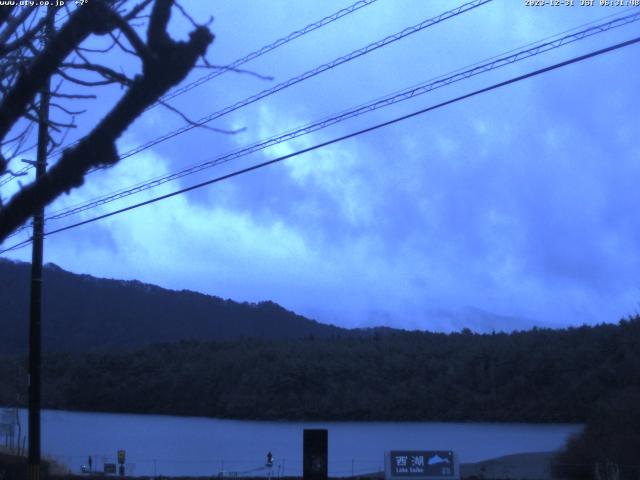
[385,451,458,480]
[117,450,126,476]
[303,429,328,480]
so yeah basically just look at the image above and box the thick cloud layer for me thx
[3,0,640,331]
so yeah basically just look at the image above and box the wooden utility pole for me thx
[28,12,53,480]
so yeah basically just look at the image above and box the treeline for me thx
[2,316,639,423]
[552,389,640,480]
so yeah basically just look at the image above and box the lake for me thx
[8,409,582,477]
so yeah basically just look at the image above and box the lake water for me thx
[9,409,582,477]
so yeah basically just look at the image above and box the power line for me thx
[5,7,637,241]
[1,236,32,254]
[3,33,638,255]
[0,0,382,185]
[2,0,493,211]
[5,6,637,242]
[156,0,381,106]
[30,10,640,228]
[115,0,493,161]
[0,165,30,188]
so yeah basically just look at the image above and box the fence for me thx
[39,454,640,480]
[44,455,385,478]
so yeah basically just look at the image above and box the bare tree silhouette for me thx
[0,0,215,242]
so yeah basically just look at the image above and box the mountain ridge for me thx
[0,258,347,354]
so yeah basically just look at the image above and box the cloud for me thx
[4,1,640,332]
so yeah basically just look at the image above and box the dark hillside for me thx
[0,259,346,354]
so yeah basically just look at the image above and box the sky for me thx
[2,0,640,332]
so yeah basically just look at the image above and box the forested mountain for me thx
[2,317,638,422]
[0,259,346,354]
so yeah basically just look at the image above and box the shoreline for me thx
[3,405,586,425]
[2,450,558,480]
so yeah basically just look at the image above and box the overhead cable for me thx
[0,0,381,184]
[3,33,638,254]
[3,0,492,199]
[156,0,381,105]
[116,0,493,160]
[35,10,640,226]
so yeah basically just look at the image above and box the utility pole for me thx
[28,12,53,480]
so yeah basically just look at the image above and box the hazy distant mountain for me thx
[0,259,347,354]
[425,306,566,333]
[353,306,552,333]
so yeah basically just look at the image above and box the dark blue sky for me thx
[3,0,640,331]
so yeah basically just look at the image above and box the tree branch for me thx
[157,99,245,135]
[55,69,120,87]
[0,5,16,29]
[147,0,172,49]
[0,4,214,242]
[124,0,155,21]
[60,62,134,86]
[50,103,86,116]
[0,7,34,47]
[50,91,98,99]
[112,15,153,62]
[0,9,54,57]
[0,1,116,145]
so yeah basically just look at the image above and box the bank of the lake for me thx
[4,408,582,478]
[0,454,558,480]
